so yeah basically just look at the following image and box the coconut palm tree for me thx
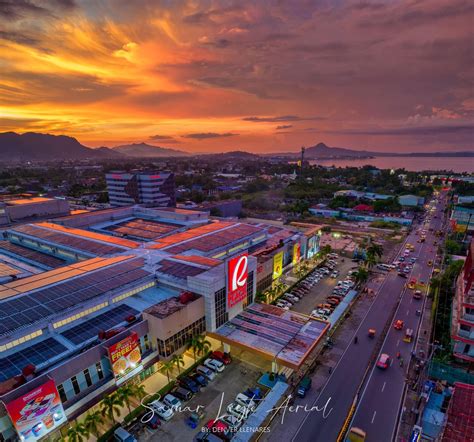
[186,335,211,362]
[66,422,88,442]
[101,392,123,424]
[130,382,147,402]
[171,353,185,374]
[353,267,369,285]
[116,384,134,414]
[365,252,377,269]
[84,411,103,438]
[367,243,384,260]
[159,360,175,383]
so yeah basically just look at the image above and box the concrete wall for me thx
[6,199,70,221]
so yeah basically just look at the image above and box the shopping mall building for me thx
[0,206,322,441]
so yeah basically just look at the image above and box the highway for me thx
[349,193,447,441]
[291,193,447,442]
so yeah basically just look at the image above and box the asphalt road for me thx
[291,194,447,442]
[350,194,447,441]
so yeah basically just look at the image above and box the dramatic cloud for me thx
[149,134,180,143]
[182,132,239,140]
[0,0,472,152]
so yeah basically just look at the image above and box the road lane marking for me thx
[406,309,410,316]
[371,411,377,424]
[382,382,386,392]
[390,358,393,366]
[397,339,400,347]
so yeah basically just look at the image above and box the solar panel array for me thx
[0,240,67,269]
[61,304,139,345]
[0,337,68,382]
[166,224,264,254]
[157,259,207,278]
[0,258,149,336]
[107,219,178,240]
[11,224,124,255]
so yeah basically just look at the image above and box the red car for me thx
[394,319,404,330]
[205,419,231,440]
[376,353,390,369]
[212,351,232,365]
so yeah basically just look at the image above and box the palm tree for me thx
[186,335,211,362]
[84,411,103,438]
[367,243,383,260]
[101,392,123,424]
[159,360,175,382]
[354,267,369,285]
[365,252,377,269]
[116,384,134,414]
[66,422,88,442]
[171,353,185,374]
[130,382,147,402]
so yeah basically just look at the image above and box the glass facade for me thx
[156,317,206,357]
[215,287,228,329]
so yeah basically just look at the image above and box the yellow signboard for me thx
[292,243,301,265]
[273,251,284,279]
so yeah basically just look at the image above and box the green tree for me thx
[367,243,383,260]
[116,384,134,414]
[159,360,175,383]
[66,422,88,442]
[100,392,123,424]
[353,267,369,285]
[186,335,212,362]
[171,353,185,374]
[320,245,332,256]
[444,239,461,255]
[130,382,147,402]
[84,411,103,438]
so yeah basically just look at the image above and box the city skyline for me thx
[1,0,473,153]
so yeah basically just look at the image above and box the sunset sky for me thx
[0,0,473,153]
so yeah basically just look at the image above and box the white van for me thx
[114,427,137,442]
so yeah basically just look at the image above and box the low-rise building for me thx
[450,205,474,233]
[398,194,425,207]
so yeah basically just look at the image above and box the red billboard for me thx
[5,379,67,442]
[108,332,142,384]
[227,252,249,308]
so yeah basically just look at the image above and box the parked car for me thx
[114,427,137,442]
[235,393,257,410]
[227,402,252,420]
[144,413,161,430]
[222,414,243,431]
[204,358,225,373]
[211,351,232,365]
[276,302,290,310]
[190,373,208,387]
[150,400,174,421]
[173,386,193,401]
[163,393,182,410]
[196,365,216,381]
[179,376,200,393]
[242,387,263,401]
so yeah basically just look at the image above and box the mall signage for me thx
[5,379,67,442]
[273,251,284,279]
[108,332,143,385]
[227,252,248,308]
[292,243,301,265]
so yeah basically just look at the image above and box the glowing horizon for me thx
[0,1,472,153]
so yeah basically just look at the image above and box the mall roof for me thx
[5,197,52,206]
[0,241,66,269]
[209,303,329,370]
[105,218,179,240]
[0,256,150,337]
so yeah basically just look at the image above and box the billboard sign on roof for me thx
[227,252,248,308]
[5,379,67,442]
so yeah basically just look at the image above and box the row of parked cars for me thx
[311,260,355,321]
[275,254,340,311]
[145,351,232,425]
[196,387,264,441]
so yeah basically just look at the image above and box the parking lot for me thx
[141,358,263,442]
[277,255,358,320]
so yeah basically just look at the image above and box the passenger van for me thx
[114,427,137,442]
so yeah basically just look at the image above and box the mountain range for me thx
[0,132,471,161]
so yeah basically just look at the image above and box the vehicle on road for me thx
[368,328,376,338]
[394,319,404,330]
[376,353,391,369]
[403,328,413,343]
[413,290,422,300]
[397,271,407,278]
[347,427,366,442]
[297,376,312,398]
[408,279,416,290]
[427,260,433,266]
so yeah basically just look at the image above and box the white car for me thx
[150,400,174,421]
[227,402,252,420]
[235,393,257,410]
[162,394,182,411]
[276,302,290,310]
[278,299,292,308]
[283,294,299,303]
[222,414,242,431]
[204,358,225,373]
